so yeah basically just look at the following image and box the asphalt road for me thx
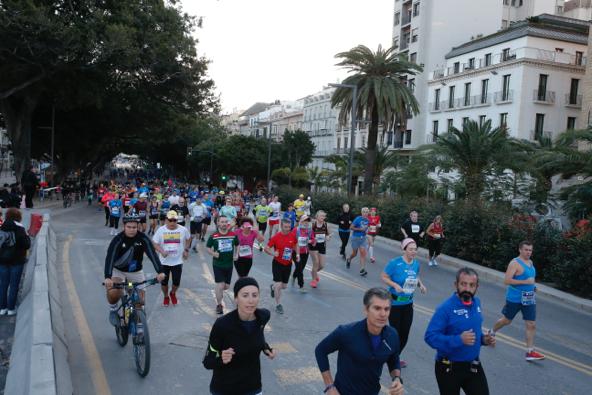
[51,202,592,395]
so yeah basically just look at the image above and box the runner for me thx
[400,210,425,246]
[367,207,382,264]
[254,197,272,243]
[309,210,330,289]
[315,287,403,395]
[188,197,208,252]
[133,193,149,233]
[264,219,299,314]
[293,194,306,220]
[152,210,191,306]
[101,189,115,227]
[206,216,239,315]
[282,203,297,230]
[291,215,315,292]
[108,193,123,236]
[267,195,282,238]
[159,195,171,226]
[304,196,312,216]
[202,277,275,395]
[347,207,370,276]
[171,197,189,228]
[104,214,165,325]
[168,190,180,206]
[148,196,160,236]
[337,203,354,259]
[426,215,445,266]
[219,197,238,228]
[234,218,265,278]
[381,238,427,368]
[424,267,495,395]
[490,241,545,361]
[201,194,215,242]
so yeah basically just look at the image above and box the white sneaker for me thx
[428,259,434,266]
[433,259,439,266]
[0,309,7,315]
[7,310,16,316]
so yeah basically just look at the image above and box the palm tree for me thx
[331,45,422,194]
[325,154,362,191]
[354,147,402,190]
[420,119,528,201]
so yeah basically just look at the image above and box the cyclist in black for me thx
[104,214,165,326]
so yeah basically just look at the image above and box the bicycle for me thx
[105,277,159,377]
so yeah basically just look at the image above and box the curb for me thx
[328,223,592,314]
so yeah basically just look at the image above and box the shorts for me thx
[258,221,268,233]
[309,242,326,254]
[502,301,536,321]
[234,257,253,277]
[159,213,167,221]
[149,215,158,220]
[272,260,292,284]
[351,236,368,250]
[111,268,146,283]
[161,264,183,287]
[190,220,202,235]
[139,216,147,224]
[202,217,212,226]
[268,218,279,226]
[213,265,233,284]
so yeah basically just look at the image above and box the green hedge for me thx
[275,186,592,298]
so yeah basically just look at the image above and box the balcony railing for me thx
[401,13,412,26]
[429,102,441,113]
[531,130,553,142]
[565,93,583,108]
[425,133,438,144]
[494,90,513,103]
[533,90,555,104]
[472,94,492,107]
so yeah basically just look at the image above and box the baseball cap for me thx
[166,210,178,220]
[299,194,304,198]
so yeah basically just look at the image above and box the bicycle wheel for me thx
[132,309,150,377]
[115,320,128,347]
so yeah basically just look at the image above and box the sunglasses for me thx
[167,218,177,222]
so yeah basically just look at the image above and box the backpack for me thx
[0,230,16,260]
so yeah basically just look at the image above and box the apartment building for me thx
[426,14,588,143]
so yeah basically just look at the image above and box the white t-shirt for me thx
[268,202,281,219]
[152,225,190,266]
[189,202,207,221]
[168,195,180,206]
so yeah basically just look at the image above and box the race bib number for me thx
[521,291,536,306]
[433,233,441,239]
[402,278,418,294]
[218,239,233,253]
[298,236,309,247]
[257,210,268,218]
[238,245,252,257]
[368,225,377,233]
[165,247,179,257]
[111,207,119,215]
[315,233,326,243]
[138,210,146,217]
[282,247,292,261]
[411,224,420,233]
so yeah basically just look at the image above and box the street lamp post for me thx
[329,83,358,195]
[267,119,272,193]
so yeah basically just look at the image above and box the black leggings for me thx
[104,206,110,225]
[435,360,489,395]
[292,252,309,288]
[388,303,414,353]
[429,238,443,259]
[234,257,253,277]
[338,231,350,255]
[109,215,119,229]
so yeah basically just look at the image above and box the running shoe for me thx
[360,269,368,277]
[192,247,198,253]
[270,284,275,298]
[346,258,351,269]
[109,310,119,326]
[525,351,545,361]
[428,259,434,267]
[216,304,223,315]
[299,287,307,294]
[163,296,170,306]
[400,360,408,368]
[432,259,439,266]
[370,257,376,263]
[170,291,178,305]
[310,280,318,288]
[275,304,284,314]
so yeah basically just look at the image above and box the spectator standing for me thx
[21,165,39,208]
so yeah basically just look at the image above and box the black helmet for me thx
[122,214,141,224]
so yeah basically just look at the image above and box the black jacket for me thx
[0,220,31,265]
[203,308,271,395]
[337,211,355,231]
[104,232,162,278]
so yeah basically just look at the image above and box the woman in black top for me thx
[336,203,354,258]
[203,277,275,395]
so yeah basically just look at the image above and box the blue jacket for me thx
[315,319,400,395]
[424,293,486,362]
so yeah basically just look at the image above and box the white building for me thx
[562,0,592,19]
[392,0,570,149]
[426,14,588,142]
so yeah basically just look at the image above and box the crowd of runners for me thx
[98,177,546,395]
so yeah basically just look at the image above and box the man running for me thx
[293,194,306,220]
[152,210,191,306]
[490,241,545,361]
[104,214,165,326]
[189,197,208,252]
[367,207,381,263]
[347,207,370,276]
[171,197,189,228]
[425,267,496,395]
[315,287,403,395]
[264,219,299,314]
[133,193,149,232]
[254,197,272,240]
[206,216,239,314]
[267,195,282,238]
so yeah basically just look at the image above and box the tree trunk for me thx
[363,106,380,195]
[0,93,39,183]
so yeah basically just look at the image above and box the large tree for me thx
[331,45,421,194]
[0,0,217,180]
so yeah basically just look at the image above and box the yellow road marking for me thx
[62,236,112,395]
[200,260,215,285]
[315,267,592,377]
[274,366,320,385]
[183,288,216,316]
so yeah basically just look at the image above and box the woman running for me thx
[234,218,265,278]
[148,196,160,235]
[291,215,315,292]
[309,210,330,288]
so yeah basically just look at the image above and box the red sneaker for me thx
[310,280,318,288]
[163,296,170,306]
[525,350,545,361]
[170,292,178,305]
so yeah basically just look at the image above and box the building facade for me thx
[426,14,588,143]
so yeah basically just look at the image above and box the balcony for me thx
[429,102,441,113]
[565,94,583,108]
[425,133,438,144]
[494,90,513,104]
[401,12,412,26]
[471,94,492,107]
[533,90,555,105]
[531,130,553,142]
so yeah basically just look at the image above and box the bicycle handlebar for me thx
[102,277,160,289]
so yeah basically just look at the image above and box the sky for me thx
[180,0,394,113]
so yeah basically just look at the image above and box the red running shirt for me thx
[368,215,381,235]
[267,231,298,266]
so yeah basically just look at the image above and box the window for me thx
[409,78,415,92]
[500,113,508,129]
[434,88,441,110]
[555,48,564,53]
[479,115,486,127]
[464,83,471,106]
[410,52,417,64]
[447,118,453,131]
[411,28,419,42]
[405,130,412,144]
[502,19,509,29]
[432,121,439,139]
[481,79,489,103]
[502,48,511,61]
[454,62,460,74]
[567,117,576,130]
[393,37,399,49]
[468,58,475,69]
[387,131,393,145]
[462,117,469,127]
[556,5,563,13]
[337,138,341,150]
[394,12,400,25]
[569,78,580,105]
[537,74,548,101]
[484,53,492,66]
[502,74,511,101]
[413,2,420,16]
[534,113,545,141]
[576,51,584,66]
[344,136,348,149]
[448,86,455,108]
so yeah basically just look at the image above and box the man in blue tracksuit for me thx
[425,267,496,395]
[315,288,404,395]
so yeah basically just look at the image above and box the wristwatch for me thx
[323,384,336,393]
[392,376,403,384]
